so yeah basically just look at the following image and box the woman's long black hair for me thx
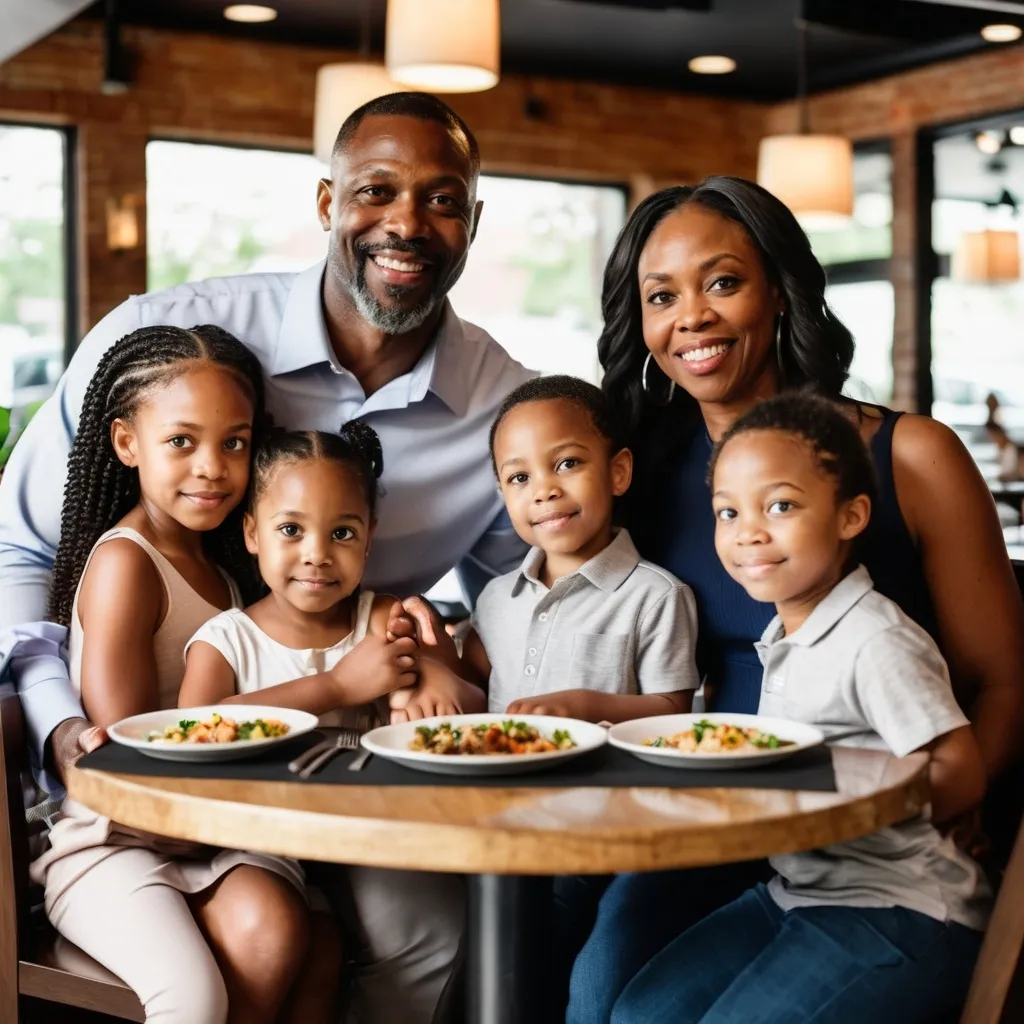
[599,176,855,444]
[48,324,267,626]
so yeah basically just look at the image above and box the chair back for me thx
[959,560,1024,1021]
[962,814,1024,1022]
[0,692,32,1008]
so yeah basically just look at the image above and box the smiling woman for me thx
[598,175,1024,780]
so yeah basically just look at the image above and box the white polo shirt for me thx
[473,529,699,714]
[757,566,991,930]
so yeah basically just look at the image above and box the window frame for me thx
[0,120,78,365]
[923,106,1024,415]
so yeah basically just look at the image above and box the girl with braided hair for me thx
[179,425,484,733]
[32,325,343,1024]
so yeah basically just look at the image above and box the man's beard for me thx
[341,240,454,335]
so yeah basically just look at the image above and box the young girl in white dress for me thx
[179,426,485,1024]
[179,424,482,723]
[31,325,342,1024]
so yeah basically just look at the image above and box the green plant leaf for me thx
[0,407,9,450]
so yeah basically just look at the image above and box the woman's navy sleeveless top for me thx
[632,409,938,713]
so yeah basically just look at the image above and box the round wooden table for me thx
[69,746,929,1024]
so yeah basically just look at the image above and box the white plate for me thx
[608,713,824,770]
[360,714,608,776]
[108,705,319,762]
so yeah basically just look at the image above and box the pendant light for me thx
[757,19,853,229]
[953,230,1020,283]
[313,0,404,164]
[386,0,500,93]
[953,191,1021,284]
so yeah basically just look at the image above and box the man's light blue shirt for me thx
[0,260,534,783]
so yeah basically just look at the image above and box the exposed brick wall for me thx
[1,18,1022,407]
[0,20,763,332]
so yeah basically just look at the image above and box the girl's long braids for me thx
[48,324,267,626]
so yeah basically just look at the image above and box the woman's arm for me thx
[76,540,164,730]
[892,415,1024,779]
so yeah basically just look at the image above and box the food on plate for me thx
[147,713,290,744]
[643,719,794,753]
[409,720,576,755]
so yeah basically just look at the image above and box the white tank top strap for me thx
[353,589,376,643]
[221,570,243,609]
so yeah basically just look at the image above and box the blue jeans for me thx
[565,861,770,1024]
[610,884,982,1024]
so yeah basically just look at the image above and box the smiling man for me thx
[0,93,533,1024]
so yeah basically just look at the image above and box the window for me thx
[928,122,1024,538]
[448,176,627,382]
[0,124,71,459]
[806,147,894,404]
[146,141,627,382]
[933,156,1024,436]
[146,140,328,288]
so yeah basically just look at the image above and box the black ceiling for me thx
[85,0,1024,102]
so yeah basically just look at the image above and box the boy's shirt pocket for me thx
[568,633,630,692]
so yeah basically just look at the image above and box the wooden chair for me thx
[961,811,1024,1023]
[957,560,1024,1022]
[0,692,144,1021]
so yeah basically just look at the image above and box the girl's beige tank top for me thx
[69,526,239,710]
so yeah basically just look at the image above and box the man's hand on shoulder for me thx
[50,717,107,786]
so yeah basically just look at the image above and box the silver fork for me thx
[290,729,362,779]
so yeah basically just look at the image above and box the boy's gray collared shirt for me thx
[755,565,966,758]
[753,565,988,930]
[473,529,699,714]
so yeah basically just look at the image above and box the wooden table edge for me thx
[67,756,931,875]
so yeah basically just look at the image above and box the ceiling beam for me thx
[902,0,1024,14]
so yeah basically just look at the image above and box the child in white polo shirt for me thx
[609,391,992,1024]
[415,374,699,722]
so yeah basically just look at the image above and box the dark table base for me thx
[466,874,555,1024]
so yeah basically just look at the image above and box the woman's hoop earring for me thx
[775,313,786,383]
[642,352,676,403]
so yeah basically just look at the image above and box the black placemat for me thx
[79,733,836,792]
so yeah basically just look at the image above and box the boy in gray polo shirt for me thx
[443,375,699,721]
[609,392,991,1024]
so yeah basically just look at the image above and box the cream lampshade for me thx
[313,63,405,164]
[386,0,500,92]
[953,230,1021,283]
[757,134,854,228]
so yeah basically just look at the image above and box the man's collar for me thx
[759,565,875,651]
[271,260,336,377]
[271,260,471,416]
[511,529,641,595]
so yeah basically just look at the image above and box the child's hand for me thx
[390,683,460,723]
[388,684,416,711]
[332,634,418,704]
[389,662,484,722]
[506,689,596,720]
[384,600,418,643]
[388,596,462,674]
